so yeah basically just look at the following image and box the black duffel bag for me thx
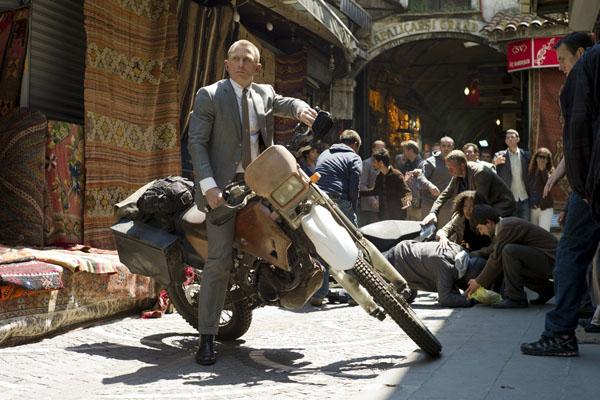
[137,176,195,216]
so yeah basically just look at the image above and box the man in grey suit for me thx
[188,40,316,365]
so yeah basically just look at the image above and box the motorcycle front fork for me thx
[329,268,386,321]
[360,238,409,293]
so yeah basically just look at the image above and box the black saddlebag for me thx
[111,219,182,288]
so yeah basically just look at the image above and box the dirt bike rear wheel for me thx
[352,258,442,357]
[166,263,253,341]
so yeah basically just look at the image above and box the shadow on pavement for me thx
[65,331,414,387]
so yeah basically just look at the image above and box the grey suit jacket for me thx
[431,162,516,218]
[188,79,308,209]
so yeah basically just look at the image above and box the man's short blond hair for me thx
[227,40,260,63]
[340,129,362,147]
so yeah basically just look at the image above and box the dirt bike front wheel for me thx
[166,263,253,341]
[352,257,442,357]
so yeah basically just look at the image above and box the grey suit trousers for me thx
[198,207,237,335]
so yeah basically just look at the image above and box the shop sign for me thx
[371,18,486,49]
[507,36,561,72]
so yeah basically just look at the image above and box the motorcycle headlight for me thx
[271,174,305,207]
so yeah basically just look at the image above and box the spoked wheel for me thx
[166,263,253,341]
[352,257,442,357]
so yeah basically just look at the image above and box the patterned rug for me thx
[44,120,85,245]
[0,7,28,118]
[0,245,123,274]
[0,265,155,346]
[0,110,48,247]
[0,261,63,291]
[83,0,181,248]
[274,51,307,144]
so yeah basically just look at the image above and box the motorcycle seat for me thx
[359,220,422,252]
[180,205,207,240]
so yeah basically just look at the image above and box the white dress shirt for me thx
[508,149,528,201]
[199,79,261,194]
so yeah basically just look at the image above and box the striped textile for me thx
[178,1,233,178]
[83,0,181,248]
[0,244,122,274]
[274,51,307,144]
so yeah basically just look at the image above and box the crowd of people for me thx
[301,31,600,359]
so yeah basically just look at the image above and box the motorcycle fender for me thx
[300,205,358,271]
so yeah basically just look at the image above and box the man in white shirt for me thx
[494,129,530,220]
[188,40,316,365]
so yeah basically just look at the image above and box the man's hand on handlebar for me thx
[298,107,318,127]
[206,187,225,209]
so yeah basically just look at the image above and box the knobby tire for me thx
[166,261,253,341]
[353,258,442,357]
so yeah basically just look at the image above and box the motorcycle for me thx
[111,114,442,357]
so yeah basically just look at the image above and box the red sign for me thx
[507,36,562,72]
[507,39,531,72]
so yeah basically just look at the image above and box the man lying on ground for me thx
[384,240,486,308]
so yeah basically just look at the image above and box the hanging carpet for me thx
[83,0,181,248]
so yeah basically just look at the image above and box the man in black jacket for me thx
[311,130,362,306]
[360,148,411,221]
[494,129,530,221]
[315,129,362,225]
[521,41,600,357]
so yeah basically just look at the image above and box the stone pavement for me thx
[0,292,598,400]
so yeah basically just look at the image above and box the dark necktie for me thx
[241,88,252,168]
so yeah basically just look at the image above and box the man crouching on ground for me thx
[466,204,556,308]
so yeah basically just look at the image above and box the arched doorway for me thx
[353,23,523,158]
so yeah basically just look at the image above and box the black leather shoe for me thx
[584,323,600,333]
[492,298,528,309]
[195,334,216,365]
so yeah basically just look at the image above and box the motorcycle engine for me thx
[255,258,324,310]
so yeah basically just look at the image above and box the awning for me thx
[255,0,362,61]
[482,9,570,42]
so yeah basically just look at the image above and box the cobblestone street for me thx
[1,293,598,400]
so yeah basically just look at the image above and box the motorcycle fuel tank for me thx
[300,205,359,271]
